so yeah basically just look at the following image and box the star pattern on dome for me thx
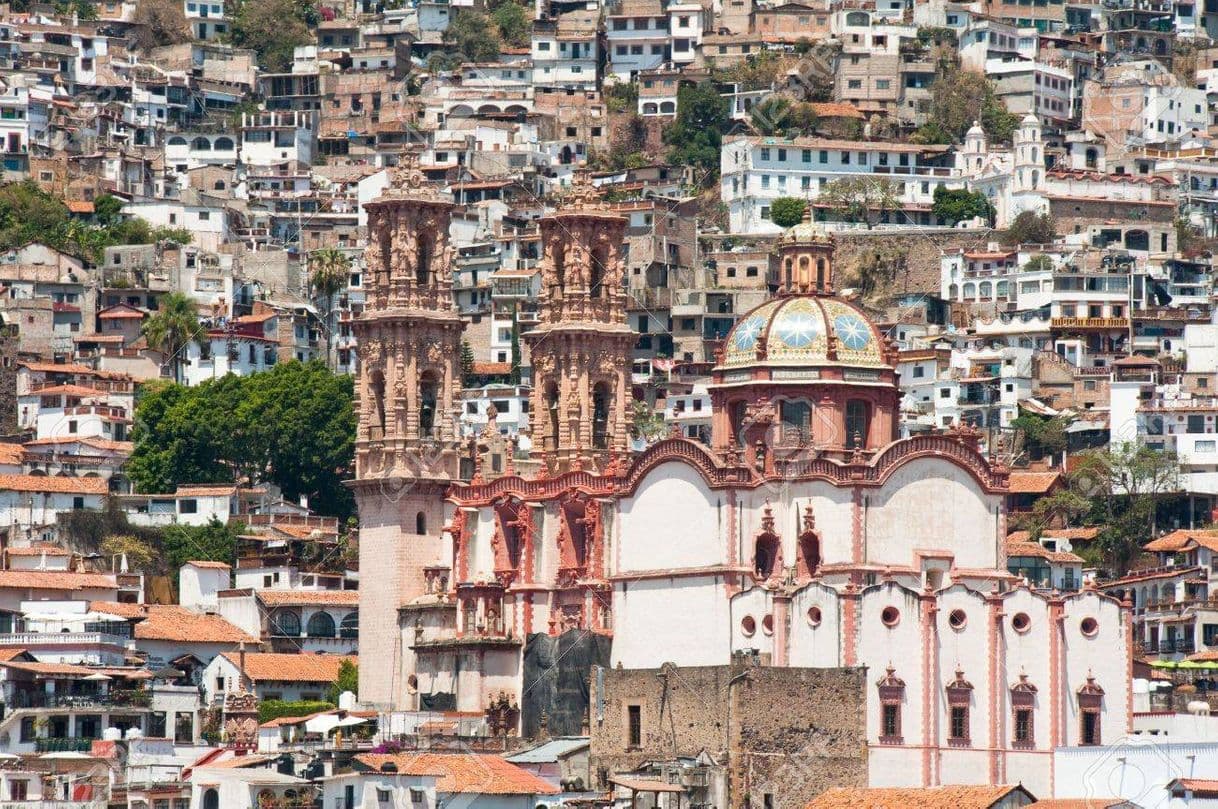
[775,312,819,348]
[732,315,765,351]
[834,314,872,351]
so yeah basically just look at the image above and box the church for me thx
[352,161,1130,795]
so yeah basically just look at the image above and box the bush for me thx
[257,699,335,724]
[770,197,807,228]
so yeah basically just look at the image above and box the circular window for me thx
[1011,613,1031,633]
[807,606,822,627]
[762,615,774,635]
[881,606,900,627]
[948,609,967,631]
[1081,617,1099,637]
[741,615,756,636]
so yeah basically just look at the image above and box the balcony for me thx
[1051,317,1131,330]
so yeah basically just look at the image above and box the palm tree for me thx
[308,247,351,370]
[142,292,200,383]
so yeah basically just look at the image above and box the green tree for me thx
[229,0,315,73]
[769,197,807,228]
[130,0,192,51]
[931,186,993,226]
[1002,211,1056,246]
[444,9,501,62]
[819,177,899,229]
[308,247,351,370]
[141,293,200,384]
[1015,488,1092,541]
[663,82,729,180]
[1010,412,1069,461]
[630,399,667,443]
[128,362,357,518]
[100,534,159,571]
[326,659,359,703]
[1022,254,1054,273]
[0,181,71,250]
[93,194,125,228]
[912,69,1018,144]
[1073,444,1180,576]
[490,0,529,47]
[161,519,240,572]
[750,97,818,137]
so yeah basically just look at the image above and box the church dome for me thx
[777,219,836,247]
[721,295,888,369]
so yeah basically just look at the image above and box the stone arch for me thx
[307,612,336,637]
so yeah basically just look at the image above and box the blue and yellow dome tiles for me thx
[722,296,886,369]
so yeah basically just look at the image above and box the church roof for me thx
[721,295,888,370]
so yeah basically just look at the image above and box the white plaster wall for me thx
[736,483,855,568]
[858,583,927,746]
[999,588,1053,756]
[618,462,727,572]
[729,586,774,658]
[864,458,999,571]
[611,575,731,668]
[788,582,843,667]
[1061,590,1130,747]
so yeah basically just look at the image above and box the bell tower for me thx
[353,154,463,709]
[527,175,635,473]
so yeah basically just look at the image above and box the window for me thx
[179,498,198,514]
[8,781,28,801]
[627,705,642,748]
[877,666,904,743]
[307,612,336,637]
[845,399,870,448]
[950,706,969,741]
[1014,709,1033,742]
[73,496,84,510]
[876,79,890,89]
[882,704,899,737]
[1078,676,1104,745]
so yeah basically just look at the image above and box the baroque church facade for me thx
[354,164,1131,794]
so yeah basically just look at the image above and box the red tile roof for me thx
[1006,539,1084,564]
[354,753,558,795]
[89,602,258,644]
[25,384,111,397]
[0,474,108,494]
[257,590,359,607]
[1145,528,1218,554]
[174,484,239,497]
[221,652,356,683]
[807,786,1032,809]
[1006,470,1062,494]
[186,560,231,570]
[1007,528,1100,542]
[5,543,72,556]
[0,571,115,591]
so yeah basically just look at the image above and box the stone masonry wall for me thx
[590,660,867,809]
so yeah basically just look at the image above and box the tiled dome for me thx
[722,295,887,369]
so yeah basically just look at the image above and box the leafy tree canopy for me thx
[326,659,359,703]
[911,69,1018,145]
[128,361,356,518]
[1002,211,1056,246]
[444,9,501,62]
[931,186,993,226]
[663,82,730,180]
[229,0,316,73]
[769,197,807,228]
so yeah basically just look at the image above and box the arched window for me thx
[368,370,386,439]
[340,611,359,639]
[659,101,675,114]
[592,382,611,449]
[192,137,212,151]
[779,399,811,444]
[979,281,992,299]
[417,236,432,286]
[168,136,188,146]
[816,258,826,290]
[1085,148,1098,169]
[214,180,226,190]
[203,789,220,809]
[845,399,870,449]
[729,400,748,446]
[214,136,234,150]
[553,243,565,291]
[307,612,336,638]
[544,382,560,451]
[754,534,779,578]
[270,611,300,637]
[419,372,438,437]
[963,282,976,299]
[415,511,426,534]
[591,244,608,299]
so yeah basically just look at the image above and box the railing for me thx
[1051,317,1131,329]
[35,738,94,753]
[0,632,128,648]
[0,801,107,809]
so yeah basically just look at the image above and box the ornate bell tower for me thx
[526,176,635,473]
[353,154,463,709]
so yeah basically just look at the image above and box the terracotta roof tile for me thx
[807,786,1031,809]
[6,543,72,556]
[0,444,21,465]
[0,571,116,591]
[24,384,111,397]
[354,753,558,794]
[1005,540,1084,564]
[1007,528,1100,542]
[174,484,239,497]
[221,652,356,683]
[1145,528,1218,553]
[89,602,258,644]
[1006,470,1062,494]
[19,362,131,380]
[1030,801,1133,808]
[257,590,359,607]
[23,437,133,453]
[186,560,232,570]
[0,475,108,495]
